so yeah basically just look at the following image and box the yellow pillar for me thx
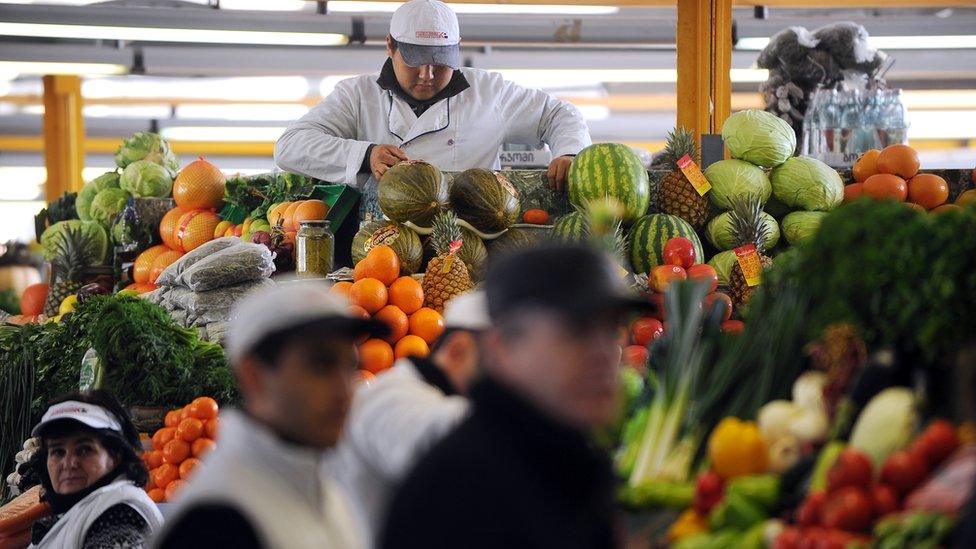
[42,75,85,202]
[676,0,733,142]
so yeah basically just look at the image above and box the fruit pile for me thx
[846,144,971,212]
[142,397,220,503]
[331,244,445,375]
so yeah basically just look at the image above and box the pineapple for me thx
[658,127,710,230]
[423,211,474,313]
[583,197,629,271]
[43,226,88,316]
[727,194,775,309]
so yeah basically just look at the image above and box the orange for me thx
[164,409,181,428]
[179,457,202,480]
[188,397,219,420]
[395,335,430,359]
[162,439,191,465]
[350,278,388,314]
[175,210,221,253]
[176,417,204,442]
[862,174,908,202]
[147,488,166,503]
[359,338,395,374]
[192,438,216,458]
[204,418,220,440]
[181,404,191,421]
[358,370,376,383]
[907,173,949,210]
[165,479,188,502]
[152,427,176,451]
[347,305,370,320]
[353,261,368,281]
[375,305,409,344]
[330,281,354,301]
[852,149,880,182]
[956,189,976,207]
[291,199,329,231]
[409,307,445,344]
[267,202,291,227]
[20,283,48,317]
[360,245,400,286]
[877,144,920,180]
[173,157,226,210]
[389,277,424,315]
[152,463,179,489]
[146,450,164,470]
[932,204,963,215]
[905,202,926,213]
[149,249,183,284]
[281,201,304,232]
[133,245,170,284]
[843,183,863,203]
[159,207,188,250]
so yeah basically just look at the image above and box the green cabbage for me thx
[114,132,180,176]
[76,171,121,221]
[781,211,827,246]
[121,159,173,198]
[849,387,917,469]
[90,188,131,227]
[708,250,737,287]
[40,220,109,265]
[770,156,844,212]
[706,210,780,251]
[704,160,772,210]
[722,110,796,168]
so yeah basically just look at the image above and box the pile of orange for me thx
[332,245,445,375]
[142,397,220,503]
[846,144,960,213]
[267,199,329,232]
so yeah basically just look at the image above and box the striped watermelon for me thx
[629,213,703,275]
[568,143,650,224]
[551,211,587,242]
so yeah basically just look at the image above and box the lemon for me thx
[58,295,79,315]
[117,289,140,298]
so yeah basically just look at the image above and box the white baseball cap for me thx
[32,401,123,437]
[443,290,491,332]
[226,281,388,365]
[389,0,461,69]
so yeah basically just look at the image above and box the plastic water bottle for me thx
[839,90,862,163]
[801,91,821,156]
[821,90,843,167]
[883,89,909,146]
[857,90,882,152]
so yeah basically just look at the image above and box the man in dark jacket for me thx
[380,244,649,549]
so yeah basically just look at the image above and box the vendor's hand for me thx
[547,155,574,193]
[371,144,409,180]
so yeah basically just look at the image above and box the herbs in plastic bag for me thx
[179,243,275,292]
[156,237,241,287]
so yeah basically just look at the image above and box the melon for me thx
[628,214,704,275]
[174,210,221,253]
[568,143,650,224]
[159,207,188,250]
[551,211,588,243]
[351,221,423,275]
[378,161,447,226]
[449,169,520,233]
[489,227,549,257]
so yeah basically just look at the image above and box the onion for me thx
[789,407,829,444]
[768,435,801,473]
[792,371,827,411]
[758,400,799,442]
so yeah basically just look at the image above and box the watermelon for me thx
[352,220,423,274]
[490,226,549,257]
[568,143,650,224]
[551,211,587,243]
[449,169,520,233]
[378,160,447,226]
[628,214,704,275]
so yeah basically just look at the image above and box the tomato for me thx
[721,320,745,334]
[631,317,664,346]
[648,293,666,321]
[826,449,873,493]
[686,264,718,293]
[693,470,725,515]
[663,237,697,268]
[880,450,928,496]
[622,345,648,371]
[821,486,873,532]
[797,490,826,527]
[872,484,900,518]
[916,419,960,469]
[773,527,802,549]
[703,292,733,321]
[799,527,825,549]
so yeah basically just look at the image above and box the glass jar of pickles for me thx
[296,220,334,278]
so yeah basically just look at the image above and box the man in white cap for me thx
[327,290,489,548]
[275,0,591,194]
[153,282,389,549]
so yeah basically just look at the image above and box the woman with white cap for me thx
[26,390,162,548]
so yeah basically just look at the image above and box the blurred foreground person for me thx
[329,290,489,547]
[381,244,648,549]
[29,390,162,548]
[154,283,388,549]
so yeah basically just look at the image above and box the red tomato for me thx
[826,448,873,493]
[721,320,745,334]
[797,490,826,527]
[872,484,901,518]
[917,419,960,469]
[631,317,664,346]
[663,237,697,268]
[648,293,666,321]
[773,527,802,549]
[880,450,928,496]
[622,345,648,371]
[821,486,873,532]
[799,527,826,549]
[649,265,687,292]
[686,264,718,293]
[703,292,733,321]
[693,470,725,515]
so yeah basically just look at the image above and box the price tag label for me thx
[734,244,763,287]
[677,155,711,196]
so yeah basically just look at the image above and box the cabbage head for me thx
[90,188,131,227]
[76,171,121,221]
[704,159,772,210]
[40,220,108,265]
[781,211,827,245]
[722,110,796,168]
[707,250,737,287]
[121,159,173,198]
[771,156,844,211]
[707,210,780,251]
[114,132,180,176]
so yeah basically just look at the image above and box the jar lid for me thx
[299,219,330,227]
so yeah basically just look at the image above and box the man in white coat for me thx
[274,0,591,193]
[327,290,489,548]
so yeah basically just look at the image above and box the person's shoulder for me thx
[459,67,506,87]
[155,502,262,549]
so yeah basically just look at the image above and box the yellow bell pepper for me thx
[58,294,78,315]
[667,508,708,542]
[708,417,769,479]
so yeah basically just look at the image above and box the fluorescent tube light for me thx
[176,103,310,121]
[160,126,287,142]
[574,105,610,121]
[0,22,347,47]
[219,0,307,10]
[83,76,310,102]
[496,68,768,88]
[908,110,976,140]
[0,168,44,200]
[83,105,172,118]
[326,2,618,15]
[737,35,976,51]
[0,61,126,75]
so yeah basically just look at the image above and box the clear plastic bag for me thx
[156,237,241,287]
[179,242,275,292]
[168,279,275,321]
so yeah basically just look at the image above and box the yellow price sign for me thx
[677,154,712,196]
[734,244,763,287]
